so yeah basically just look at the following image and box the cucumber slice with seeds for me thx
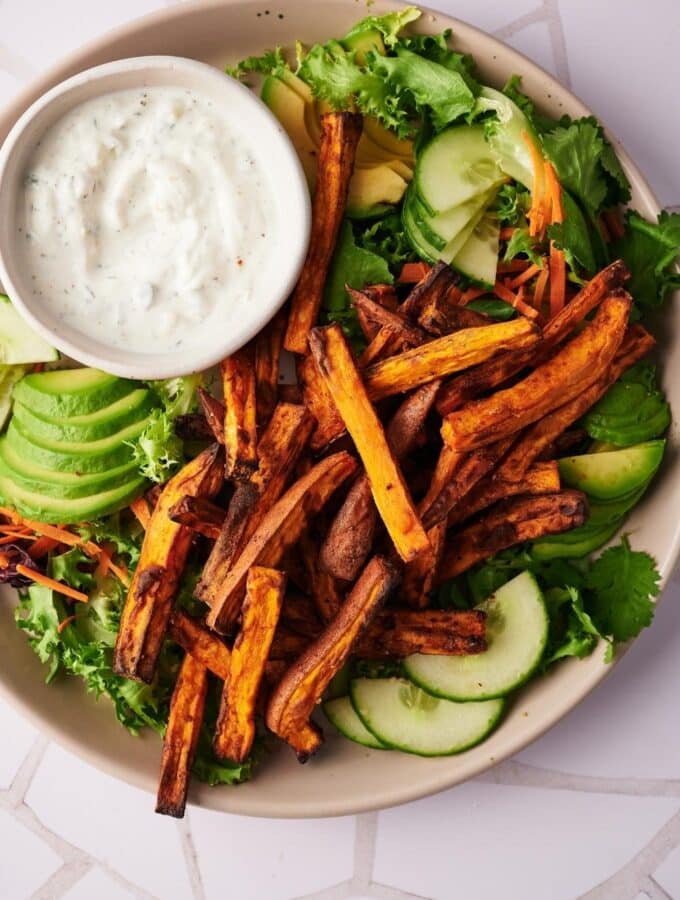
[451,212,501,288]
[324,696,388,750]
[350,677,504,756]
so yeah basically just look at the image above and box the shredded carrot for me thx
[493,280,519,305]
[130,496,151,530]
[544,161,564,224]
[32,363,45,374]
[598,216,611,243]
[459,286,487,305]
[497,259,531,275]
[4,516,99,557]
[544,161,566,317]
[58,615,76,634]
[15,565,89,603]
[523,133,548,237]
[108,558,130,588]
[398,261,431,283]
[513,286,541,321]
[603,209,624,240]
[0,532,32,544]
[508,262,543,289]
[499,227,516,241]
[95,544,112,579]
[27,536,60,560]
[533,266,550,309]
[446,285,463,304]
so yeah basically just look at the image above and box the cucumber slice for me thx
[531,518,622,560]
[412,187,497,254]
[324,696,388,749]
[415,125,503,215]
[451,212,501,288]
[0,295,58,364]
[13,368,136,417]
[404,571,548,701]
[350,677,504,756]
[402,189,440,263]
[475,87,538,189]
[558,440,665,501]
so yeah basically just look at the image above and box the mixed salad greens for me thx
[0,7,679,796]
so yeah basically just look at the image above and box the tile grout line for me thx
[368,883,432,900]
[643,876,674,900]
[492,6,547,41]
[542,0,571,86]
[353,812,378,891]
[0,40,36,81]
[6,734,49,807]
[28,859,92,900]
[178,815,207,900]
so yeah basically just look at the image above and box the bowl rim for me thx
[0,53,311,380]
[0,0,677,819]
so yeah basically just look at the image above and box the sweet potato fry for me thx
[156,653,208,818]
[279,383,303,404]
[174,413,215,442]
[266,555,399,760]
[385,379,442,457]
[222,351,258,481]
[441,293,631,452]
[114,444,224,683]
[400,260,457,319]
[206,452,357,632]
[356,608,486,657]
[298,531,346,623]
[297,353,346,452]
[168,610,231,680]
[400,521,447,609]
[363,317,540,402]
[196,402,313,607]
[363,283,400,310]
[496,324,655,482]
[309,324,429,563]
[197,388,226,444]
[214,567,285,763]
[536,429,587,461]
[320,475,377,581]
[358,326,409,368]
[348,287,425,347]
[435,260,631,415]
[168,496,226,540]
[417,293,489,336]
[284,112,363,354]
[280,590,323,638]
[255,308,287,427]
[269,625,312,661]
[447,460,561,527]
[437,490,588,581]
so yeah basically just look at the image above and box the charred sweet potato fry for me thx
[168,610,232,680]
[441,293,631,452]
[206,452,357,632]
[269,624,312,661]
[222,351,258,481]
[348,287,425,347]
[280,590,323,638]
[363,283,400,310]
[168,496,226,540]
[385,380,442,457]
[284,112,363,354]
[174,413,215,442]
[266,555,399,760]
[196,402,313,607]
[309,324,429,563]
[297,352,346,452]
[437,490,588,581]
[320,475,377,581]
[214,567,285,763]
[156,653,208,818]
[400,260,458,319]
[358,326,408,368]
[363,317,540,402]
[496,324,655,482]
[447,460,561,527]
[114,444,224,683]
[400,521,447,609]
[255,308,287,427]
[356,607,486,657]
[197,388,225,444]
[417,293,489,336]
[298,531,346,623]
[436,260,630,415]
[279,383,304,404]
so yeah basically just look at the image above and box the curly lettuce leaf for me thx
[127,409,183,484]
[226,46,289,80]
[342,6,421,49]
[503,226,544,268]
[150,373,203,418]
[611,210,680,309]
[48,547,95,594]
[354,213,416,274]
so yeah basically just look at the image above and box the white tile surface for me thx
[0,807,62,900]
[24,743,194,899]
[374,782,679,900]
[654,843,680,899]
[0,693,38,789]
[189,806,355,899]
[62,867,135,900]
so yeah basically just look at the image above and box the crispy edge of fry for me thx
[447,460,561,527]
[435,259,630,416]
[441,293,631,452]
[113,444,224,683]
[437,490,588,581]
[400,260,457,319]
[298,531,346,623]
[266,555,399,760]
[155,652,209,818]
[348,287,426,346]
[222,351,258,481]
[356,607,486,657]
[196,403,313,606]
[284,112,363,354]
[363,283,400,310]
[309,324,429,563]
[255,308,287,427]
[168,610,232,680]
[496,324,655,482]
[364,317,541,402]
[214,567,286,763]
[417,293,490,336]
[385,380,442,459]
[400,520,447,609]
[174,413,215,442]
[320,474,377,581]
[205,451,358,633]
[197,387,225,445]
[168,496,226,540]
[357,325,405,368]
[297,352,346,452]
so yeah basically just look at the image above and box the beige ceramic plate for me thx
[0,0,678,819]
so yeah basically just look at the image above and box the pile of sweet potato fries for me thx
[111,112,652,817]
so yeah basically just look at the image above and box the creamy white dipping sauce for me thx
[16,86,274,353]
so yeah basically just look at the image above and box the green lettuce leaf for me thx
[611,210,680,309]
[503,226,544,268]
[127,409,183,484]
[547,190,599,277]
[226,46,289,80]
[342,6,421,49]
[354,212,416,274]
[48,547,95,594]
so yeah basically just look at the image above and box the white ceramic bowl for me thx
[0,55,311,379]
[0,0,678,819]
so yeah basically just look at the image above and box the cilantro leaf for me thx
[503,226,544,268]
[611,210,680,309]
[342,6,421,50]
[584,536,659,642]
[543,585,604,666]
[547,190,599,277]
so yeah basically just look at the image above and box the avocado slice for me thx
[13,388,154,443]
[6,418,142,474]
[13,367,137,418]
[261,75,318,189]
[558,440,665,501]
[0,295,58,365]
[346,164,408,219]
[531,519,622,561]
[0,466,146,524]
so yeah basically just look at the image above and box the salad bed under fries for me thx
[1,7,679,816]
